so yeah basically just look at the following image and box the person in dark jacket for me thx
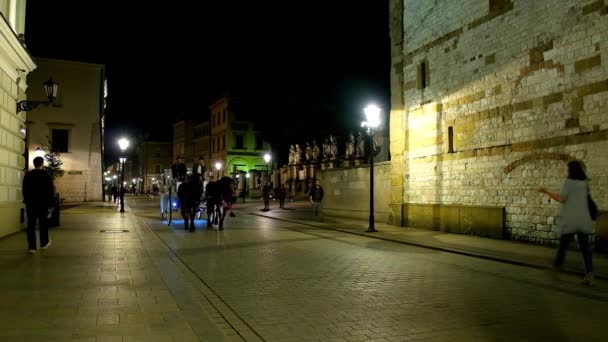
[22,156,55,254]
[192,156,207,182]
[262,182,271,210]
[171,156,187,182]
[278,184,287,209]
[308,179,324,219]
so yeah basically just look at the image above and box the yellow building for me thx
[26,58,105,203]
[0,1,37,237]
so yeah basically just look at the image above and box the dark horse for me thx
[205,176,236,230]
[177,174,203,232]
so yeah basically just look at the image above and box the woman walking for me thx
[538,161,594,285]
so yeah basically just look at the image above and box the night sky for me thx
[25,2,390,164]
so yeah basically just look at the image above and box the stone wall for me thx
[318,162,391,222]
[390,0,608,245]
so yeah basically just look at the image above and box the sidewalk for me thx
[0,201,238,341]
[250,200,608,280]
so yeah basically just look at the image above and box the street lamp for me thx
[118,137,129,213]
[215,162,222,178]
[362,104,381,232]
[264,153,271,185]
[17,78,59,113]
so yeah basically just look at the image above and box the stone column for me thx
[389,0,405,226]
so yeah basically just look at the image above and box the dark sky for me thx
[25,1,390,164]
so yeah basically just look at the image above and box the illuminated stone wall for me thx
[390,0,608,244]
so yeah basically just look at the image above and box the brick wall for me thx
[391,0,608,244]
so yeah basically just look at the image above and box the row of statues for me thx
[287,132,368,165]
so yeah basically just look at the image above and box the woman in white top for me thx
[538,161,594,285]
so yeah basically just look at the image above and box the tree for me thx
[41,137,65,180]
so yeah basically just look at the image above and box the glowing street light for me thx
[362,104,381,232]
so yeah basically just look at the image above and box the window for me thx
[155,148,161,158]
[51,128,69,152]
[155,165,161,173]
[448,126,454,153]
[223,110,226,123]
[255,136,263,150]
[418,61,429,89]
[222,135,225,150]
[235,135,244,149]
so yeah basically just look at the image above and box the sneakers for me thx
[41,241,52,249]
[582,273,594,286]
[28,249,36,254]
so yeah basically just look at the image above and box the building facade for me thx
[26,58,105,203]
[209,96,272,191]
[389,0,608,245]
[136,141,172,193]
[0,1,36,237]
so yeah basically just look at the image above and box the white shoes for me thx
[28,249,36,254]
[41,241,52,249]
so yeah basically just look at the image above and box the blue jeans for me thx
[554,233,593,273]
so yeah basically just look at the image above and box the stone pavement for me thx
[2,198,608,341]
[135,197,608,341]
[0,201,238,341]
[251,200,608,279]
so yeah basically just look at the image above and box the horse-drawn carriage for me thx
[160,169,236,230]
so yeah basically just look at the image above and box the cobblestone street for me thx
[0,198,606,341]
[138,198,608,341]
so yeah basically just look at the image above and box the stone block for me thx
[402,203,504,238]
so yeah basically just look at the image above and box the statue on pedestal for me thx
[329,134,338,160]
[345,132,355,159]
[322,138,330,160]
[294,144,302,165]
[355,131,366,158]
[304,142,312,162]
[288,145,296,165]
[312,140,320,162]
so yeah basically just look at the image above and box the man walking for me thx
[308,179,324,220]
[22,156,55,254]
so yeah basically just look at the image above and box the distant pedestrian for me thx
[22,156,55,254]
[111,184,118,203]
[538,160,594,285]
[262,182,271,210]
[278,184,287,209]
[308,179,324,220]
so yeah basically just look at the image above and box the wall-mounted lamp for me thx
[17,78,59,113]
[34,146,45,159]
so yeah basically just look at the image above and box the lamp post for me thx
[118,138,129,213]
[246,172,250,199]
[362,104,381,232]
[215,162,222,178]
[264,153,271,186]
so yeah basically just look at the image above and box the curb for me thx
[250,213,606,281]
